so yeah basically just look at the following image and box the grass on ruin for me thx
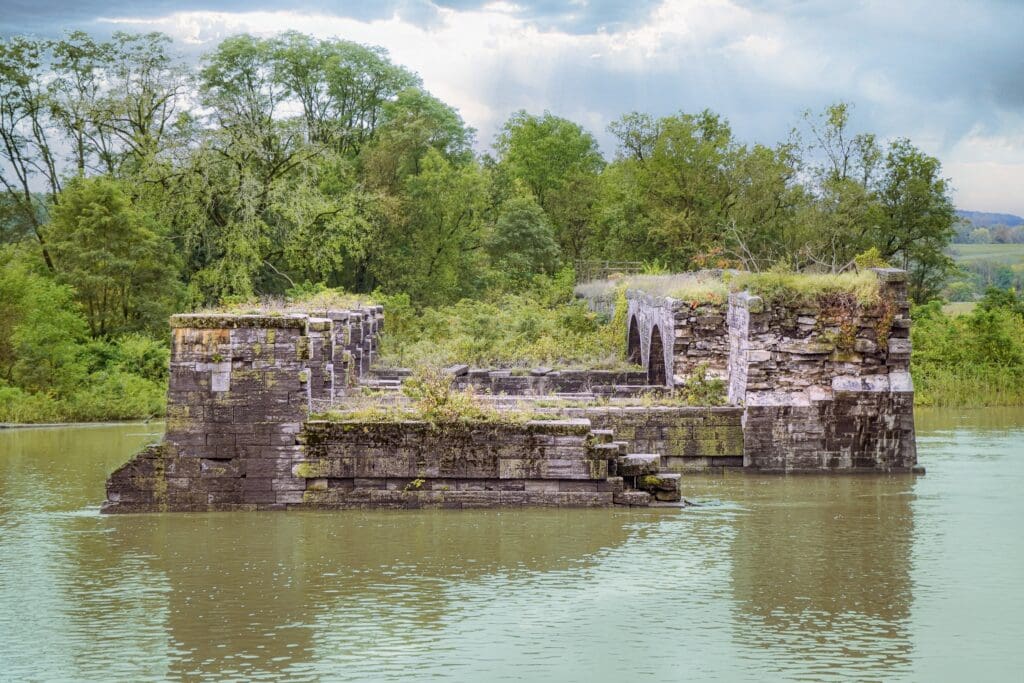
[727,269,881,307]
[575,268,882,308]
[575,271,730,304]
[313,367,548,425]
[203,283,377,316]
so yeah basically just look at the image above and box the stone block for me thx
[613,491,651,506]
[637,472,681,502]
[617,454,660,476]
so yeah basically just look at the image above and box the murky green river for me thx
[1,409,1023,681]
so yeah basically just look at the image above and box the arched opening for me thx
[627,317,641,365]
[648,326,667,386]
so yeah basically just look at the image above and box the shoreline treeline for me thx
[0,30,1018,421]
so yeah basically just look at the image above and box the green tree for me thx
[362,87,475,192]
[47,176,179,336]
[495,111,604,258]
[373,149,489,305]
[723,142,804,270]
[488,194,560,285]
[272,32,420,152]
[0,252,87,393]
[0,36,61,268]
[600,109,738,267]
[874,139,956,301]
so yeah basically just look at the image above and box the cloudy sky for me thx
[3,0,1023,214]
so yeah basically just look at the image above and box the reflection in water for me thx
[725,475,914,680]
[2,412,1024,681]
[93,511,633,681]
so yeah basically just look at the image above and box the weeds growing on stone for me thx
[575,268,882,309]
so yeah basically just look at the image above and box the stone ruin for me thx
[624,268,917,471]
[102,268,920,513]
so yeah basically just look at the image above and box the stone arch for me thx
[648,325,667,386]
[627,316,642,365]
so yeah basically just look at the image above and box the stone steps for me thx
[585,425,682,506]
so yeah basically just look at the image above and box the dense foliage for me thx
[376,271,629,369]
[0,29,1005,420]
[912,288,1024,406]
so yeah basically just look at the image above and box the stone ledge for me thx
[869,267,908,283]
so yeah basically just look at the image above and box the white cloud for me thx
[96,0,1024,214]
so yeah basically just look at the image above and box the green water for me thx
[1,409,1023,682]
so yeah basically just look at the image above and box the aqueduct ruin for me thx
[102,268,919,513]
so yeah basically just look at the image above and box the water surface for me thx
[1,409,1023,681]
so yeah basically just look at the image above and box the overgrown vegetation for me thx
[376,270,633,369]
[576,267,882,308]
[315,366,538,424]
[728,269,881,307]
[912,288,1024,406]
[0,250,167,422]
[0,29,1001,419]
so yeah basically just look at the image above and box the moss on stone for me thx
[294,460,328,478]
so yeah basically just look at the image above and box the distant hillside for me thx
[957,210,1024,227]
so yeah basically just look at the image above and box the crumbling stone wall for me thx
[625,292,680,386]
[727,269,916,471]
[103,269,920,514]
[103,310,674,512]
[453,368,649,395]
[322,305,383,396]
[626,292,730,387]
[104,309,383,512]
[624,268,918,472]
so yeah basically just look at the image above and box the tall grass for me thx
[575,268,881,307]
[0,375,166,423]
[913,366,1024,407]
[911,296,1024,407]
[376,289,634,369]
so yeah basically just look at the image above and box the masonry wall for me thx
[103,309,383,513]
[558,406,745,472]
[102,310,664,512]
[295,419,628,509]
[725,269,916,471]
[624,268,918,472]
[452,369,650,395]
[104,269,921,514]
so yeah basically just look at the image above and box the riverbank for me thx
[0,380,165,425]
[913,367,1024,407]
[0,419,160,430]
